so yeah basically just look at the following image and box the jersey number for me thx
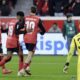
[77,38,80,49]
[25,21,35,33]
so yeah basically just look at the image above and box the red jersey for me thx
[0,21,2,44]
[6,19,18,48]
[24,16,40,44]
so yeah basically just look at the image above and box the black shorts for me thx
[0,44,2,53]
[7,47,19,53]
[25,43,36,51]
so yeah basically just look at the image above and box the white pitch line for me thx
[0,74,76,77]
[32,63,76,65]
[11,62,76,65]
[31,74,76,77]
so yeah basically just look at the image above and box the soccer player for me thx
[18,6,46,76]
[0,21,12,74]
[63,33,80,80]
[0,11,25,73]
[15,11,25,71]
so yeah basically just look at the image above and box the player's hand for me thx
[63,62,69,74]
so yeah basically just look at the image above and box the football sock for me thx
[19,54,24,71]
[23,61,31,69]
[23,51,33,69]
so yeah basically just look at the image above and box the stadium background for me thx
[0,17,80,55]
[0,0,80,80]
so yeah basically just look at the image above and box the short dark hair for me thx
[53,22,57,25]
[17,11,24,17]
[31,6,36,13]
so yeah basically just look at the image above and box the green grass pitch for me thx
[0,56,77,80]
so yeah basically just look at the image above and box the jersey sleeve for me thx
[38,19,46,35]
[66,37,76,63]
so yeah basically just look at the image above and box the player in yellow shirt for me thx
[63,33,80,80]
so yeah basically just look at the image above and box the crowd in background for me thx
[0,0,17,16]
[0,0,80,16]
[33,0,80,16]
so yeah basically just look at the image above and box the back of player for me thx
[24,15,40,44]
[18,6,45,76]
[6,19,18,49]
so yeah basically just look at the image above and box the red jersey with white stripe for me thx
[6,19,18,48]
[24,15,40,44]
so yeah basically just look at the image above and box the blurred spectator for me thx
[54,0,65,16]
[42,0,48,16]
[0,0,17,16]
[33,0,37,6]
[61,0,75,15]
[62,13,78,52]
[0,0,11,16]
[34,0,45,16]
[48,23,61,33]
[48,0,55,16]
[33,0,48,16]
[71,0,80,16]
[0,10,2,16]
[34,0,80,16]
[10,0,17,8]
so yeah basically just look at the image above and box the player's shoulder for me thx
[25,15,40,20]
[33,15,40,19]
[8,19,17,25]
[73,33,80,39]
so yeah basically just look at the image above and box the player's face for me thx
[16,16,21,21]
[67,17,72,21]
[53,24,57,29]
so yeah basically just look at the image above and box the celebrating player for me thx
[0,21,12,74]
[63,33,80,80]
[0,11,25,73]
[18,6,46,76]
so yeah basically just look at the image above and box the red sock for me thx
[18,55,24,71]
[23,63,29,69]
[19,61,23,71]
[23,61,31,69]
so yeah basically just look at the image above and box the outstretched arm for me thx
[63,38,76,73]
